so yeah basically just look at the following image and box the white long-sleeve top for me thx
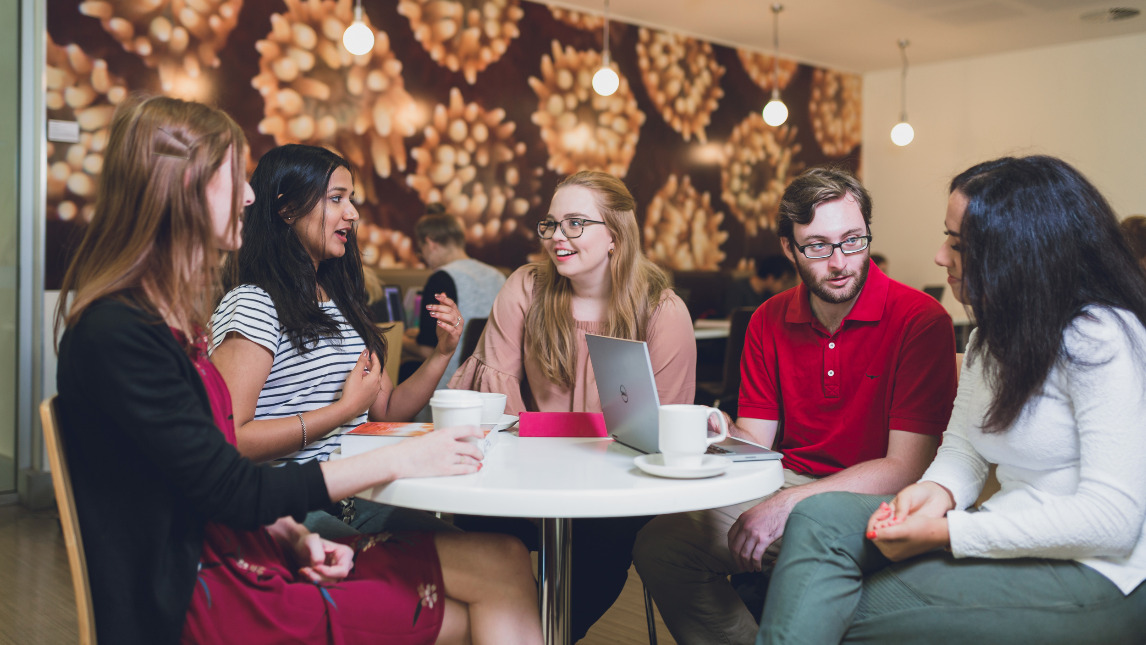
[921,306,1146,594]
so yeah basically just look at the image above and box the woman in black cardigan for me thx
[53,95,542,645]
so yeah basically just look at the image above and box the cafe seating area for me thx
[5,0,1146,643]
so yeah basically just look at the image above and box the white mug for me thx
[658,404,728,468]
[477,392,508,425]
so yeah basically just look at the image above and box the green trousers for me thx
[758,492,1146,644]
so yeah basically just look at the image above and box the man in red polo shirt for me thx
[634,167,957,645]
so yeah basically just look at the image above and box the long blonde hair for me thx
[56,95,247,346]
[526,170,672,386]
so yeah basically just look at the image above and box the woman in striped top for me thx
[211,145,465,530]
[212,144,464,465]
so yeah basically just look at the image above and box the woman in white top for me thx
[211,144,463,529]
[758,155,1146,644]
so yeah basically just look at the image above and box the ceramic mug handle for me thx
[705,408,728,445]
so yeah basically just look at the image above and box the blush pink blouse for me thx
[449,265,697,414]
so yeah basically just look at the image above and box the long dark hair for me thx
[225,144,385,358]
[952,155,1146,432]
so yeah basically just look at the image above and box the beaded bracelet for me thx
[297,413,307,450]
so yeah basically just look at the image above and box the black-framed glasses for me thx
[793,235,872,259]
[536,218,607,239]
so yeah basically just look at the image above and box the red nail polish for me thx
[866,530,877,539]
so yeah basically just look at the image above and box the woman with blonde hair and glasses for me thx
[52,95,541,644]
[450,169,697,639]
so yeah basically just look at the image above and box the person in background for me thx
[210,144,463,534]
[450,169,697,641]
[870,251,889,275]
[634,166,957,645]
[400,206,506,405]
[53,94,542,645]
[724,254,796,315]
[1119,214,1146,270]
[759,155,1146,644]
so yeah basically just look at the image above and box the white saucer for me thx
[634,454,731,479]
[483,414,518,432]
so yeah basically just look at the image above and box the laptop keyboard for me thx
[706,444,732,455]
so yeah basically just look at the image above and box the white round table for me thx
[366,434,784,645]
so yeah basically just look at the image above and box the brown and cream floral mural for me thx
[45,0,860,285]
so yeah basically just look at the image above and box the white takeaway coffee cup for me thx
[430,389,483,430]
[658,404,728,468]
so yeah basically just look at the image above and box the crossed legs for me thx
[435,532,543,645]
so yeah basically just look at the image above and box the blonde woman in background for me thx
[450,170,697,640]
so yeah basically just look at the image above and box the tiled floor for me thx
[0,504,78,644]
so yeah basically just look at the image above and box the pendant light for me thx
[343,0,375,56]
[761,3,788,127]
[592,0,620,96]
[890,39,915,146]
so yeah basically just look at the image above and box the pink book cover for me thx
[518,412,608,438]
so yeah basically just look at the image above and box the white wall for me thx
[862,32,1146,291]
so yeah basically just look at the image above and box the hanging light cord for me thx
[898,39,910,122]
[771,4,782,94]
[603,0,611,65]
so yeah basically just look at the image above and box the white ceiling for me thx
[540,0,1146,72]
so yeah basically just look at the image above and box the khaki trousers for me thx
[633,469,816,645]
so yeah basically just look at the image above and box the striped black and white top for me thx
[210,285,367,465]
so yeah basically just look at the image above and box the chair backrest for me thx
[40,397,97,645]
[379,321,405,385]
[459,317,487,364]
[721,307,757,393]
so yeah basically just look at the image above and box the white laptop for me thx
[585,334,782,462]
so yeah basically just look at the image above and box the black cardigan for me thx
[56,299,330,644]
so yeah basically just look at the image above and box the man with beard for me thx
[634,166,958,645]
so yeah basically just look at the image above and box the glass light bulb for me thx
[891,121,915,146]
[762,99,788,127]
[343,20,375,56]
[592,66,619,96]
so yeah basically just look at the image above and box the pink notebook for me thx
[518,412,608,438]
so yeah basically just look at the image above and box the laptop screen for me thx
[585,334,662,454]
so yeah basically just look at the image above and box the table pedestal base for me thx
[539,517,571,645]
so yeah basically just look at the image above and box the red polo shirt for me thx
[738,262,957,477]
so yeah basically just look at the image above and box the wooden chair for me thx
[40,397,97,645]
[379,321,405,385]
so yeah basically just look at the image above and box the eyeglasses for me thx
[793,235,872,259]
[536,217,607,239]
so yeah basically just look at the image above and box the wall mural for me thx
[44,0,861,288]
